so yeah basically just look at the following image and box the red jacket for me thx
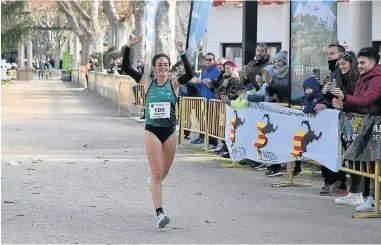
[344,65,381,115]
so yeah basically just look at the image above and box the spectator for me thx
[301,77,322,114]
[215,61,243,100]
[217,61,245,157]
[38,60,44,79]
[137,58,145,75]
[264,50,291,177]
[332,47,381,212]
[85,60,91,88]
[242,43,271,91]
[315,44,349,195]
[211,57,227,92]
[267,50,289,103]
[190,52,219,150]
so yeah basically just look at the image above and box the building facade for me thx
[206,1,381,67]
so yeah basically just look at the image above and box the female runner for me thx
[122,35,193,228]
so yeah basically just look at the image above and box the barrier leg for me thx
[218,161,249,168]
[353,159,381,219]
[271,162,312,188]
[179,98,185,145]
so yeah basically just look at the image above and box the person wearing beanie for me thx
[241,65,276,103]
[265,50,289,104]
[301,77,322,114]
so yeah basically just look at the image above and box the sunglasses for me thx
[205,59,213,62]
[339,52,352,62]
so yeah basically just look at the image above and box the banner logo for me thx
[291,120,322,160]
[254,114,278,160]
[229,110,245,152]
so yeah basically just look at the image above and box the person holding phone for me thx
[315,45,358,196]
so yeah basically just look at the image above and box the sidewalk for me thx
[1,80,380,244]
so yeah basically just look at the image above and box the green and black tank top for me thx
[145,79,177,127]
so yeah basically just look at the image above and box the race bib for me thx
[149,102,170,119]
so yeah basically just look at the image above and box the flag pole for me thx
[185,0,194,51]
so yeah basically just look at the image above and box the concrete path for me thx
[1,80,380,244]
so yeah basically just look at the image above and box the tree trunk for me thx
[132,1,146,66]
[115,23,129,52]
[155,0,176,63]
[175,0,191,44]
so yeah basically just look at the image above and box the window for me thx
[373,41,381,64]
[222,43,242,70]
[266,43,282,58]
[222,42,282,69]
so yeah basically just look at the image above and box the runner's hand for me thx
[127,34,143,48]
[175,40,185,53]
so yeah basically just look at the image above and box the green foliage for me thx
[1,1,34,52]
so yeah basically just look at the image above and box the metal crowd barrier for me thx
[178,97,381,219]
[118,81,180,120]
[118,82,145,116]
[179,97,208,146]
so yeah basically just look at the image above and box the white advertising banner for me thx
[225,103,341,172]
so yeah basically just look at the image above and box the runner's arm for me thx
[122,46,143,83]
[174,51,193,86]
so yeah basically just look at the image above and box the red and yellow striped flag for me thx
[291,130,307,158]
[254,122,266,148]
[229,118,236,151]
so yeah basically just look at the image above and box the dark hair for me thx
[256,43,268,53]
[205,52,215,61]
[328,44,345,53]
[152,53,171,67]
[357,47,380,64]
[174,61,183,67]
[338,51,359,93]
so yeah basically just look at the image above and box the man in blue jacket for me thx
[191,52,220,150]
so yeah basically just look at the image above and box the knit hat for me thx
[274,50,288,64]
[223,61,238,69]
[262,65,276,77]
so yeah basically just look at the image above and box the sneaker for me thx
[249,162,262,169]
[320,181,348,196]
[216,148,228,155]
[157,213,170,228]
[221,152,230,158]
[184,135,190,140]
[191,138,204,144]
[265,169,283,177]
[335,193,364,206]
[293,171,302,178]
[202,144,218,152]
[356,196,375,212]
[254,163,268,171]
[140,115,145,120]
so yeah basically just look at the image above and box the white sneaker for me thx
[201,144,218,152]
[157,213,170,228]
[356,196,381,212]
[335,193,364,206]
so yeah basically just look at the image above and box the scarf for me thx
[275,65,289,78]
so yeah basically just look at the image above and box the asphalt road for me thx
[1,80,380,244]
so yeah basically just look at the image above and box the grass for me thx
[2,80,10,86]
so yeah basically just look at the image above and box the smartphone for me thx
[312,69,320,81]
[331,79,337,91]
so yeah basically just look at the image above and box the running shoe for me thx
[157,213,170,228]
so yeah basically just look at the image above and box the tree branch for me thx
[57,0,83,36]
[69,0,91,22]
[102,0,119,26]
